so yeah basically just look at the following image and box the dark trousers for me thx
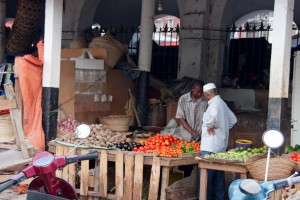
[200,151,225,200]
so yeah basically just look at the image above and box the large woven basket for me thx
[283,153,300,171]
[89,34,124,67]
[100,115,133,132]
[6,0,44,54]
[247,155,295,181]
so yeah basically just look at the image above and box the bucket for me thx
[235,139,252,149]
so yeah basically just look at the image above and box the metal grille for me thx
[92,24,180,83]
[224,22,300,89]
[224,22,272,89]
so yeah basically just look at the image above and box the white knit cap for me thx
[203,83,216,92]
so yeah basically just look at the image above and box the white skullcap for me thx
[203,83,216,92]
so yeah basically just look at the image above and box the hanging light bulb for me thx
[158,0,163,12]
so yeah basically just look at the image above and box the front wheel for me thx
[28,177,78,200]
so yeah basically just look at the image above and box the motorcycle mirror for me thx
[262,129,284,149]
[262,129,284,182]
[75,124,91,139]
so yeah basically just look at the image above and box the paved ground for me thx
[0,175,30,200]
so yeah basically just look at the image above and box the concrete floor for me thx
[0,175,30,200]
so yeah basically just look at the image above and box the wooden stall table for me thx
[198,158,248,200]
[48,141,199,200]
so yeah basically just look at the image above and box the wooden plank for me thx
[200,168,207,200]
[68,146,76,187]
[0,99,17,110]
[93,159,100,200]
[160,167,170,200]
[80,149,90,196]
[198,161,247,174]
[13,65,23,124]
[124,154,134,200]
[115,152,124,200]
[148,157,161,200]
[0,143,18,149]
[99,150,108,197]
[133,154,144,200]
[55,145,64,178]
[4,84,29,159]
[0,149,31,170]
[62,147,69,181]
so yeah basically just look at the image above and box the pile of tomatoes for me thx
[289,152,300,162]
[132,133,200,157]
[0,109,10,115]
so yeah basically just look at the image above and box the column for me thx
[136,0,155,126]
[268,0,294,132]
[177,0,210,80]
[42,0,63,149]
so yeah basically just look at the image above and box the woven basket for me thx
[283,153,300,171]
[89,34,124,67]
[69,37,88,49]
[100,115,133,132]
[0,114,15,142]
[6,0,44,54]
[247,155,295,181]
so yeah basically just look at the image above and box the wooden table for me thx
[49,142,199,200]
[198,159,248,200]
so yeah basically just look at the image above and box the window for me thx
[167,18,174,29]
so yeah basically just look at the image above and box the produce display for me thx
[57,118,80,133]
[288,152,300,162]
[56,123,126,147]
[204,146,267,162]
[132,133,200,157]
[110,141,143,151]
[0,110,9,115]
[285,144,300,154]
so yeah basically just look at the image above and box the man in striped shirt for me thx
[175,80,208,142]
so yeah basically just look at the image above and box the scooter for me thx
[0,124,98,200]
[229,129,300,200]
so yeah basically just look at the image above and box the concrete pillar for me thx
[268,0,294,132]
[138,0,155,72]
[177,0,210,80]
[0,0,6,63]
[42,0,63,149]
[136,0,155,126]
[61,0,90,48]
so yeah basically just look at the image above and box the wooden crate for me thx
[51,142,199,200]
[166,174,198,200]
[166,101,178,124]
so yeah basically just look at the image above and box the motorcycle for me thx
[0,124,98,200]
[229,129,300,200]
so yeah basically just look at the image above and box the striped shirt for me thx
[175,92,208,141]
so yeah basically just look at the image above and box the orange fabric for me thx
[16,44,45,151]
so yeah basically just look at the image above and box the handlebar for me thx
[65,151,98,164]
[273,175,300,190]
[0,180,16,193]
[0,172,27,193]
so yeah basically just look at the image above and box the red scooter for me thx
[0,124,98,200]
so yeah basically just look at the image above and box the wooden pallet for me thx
[51,142,199,200]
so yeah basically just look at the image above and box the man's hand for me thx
[190,130,200,138]
[207,127,215,135]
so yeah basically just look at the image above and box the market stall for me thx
[48,141,199,200]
